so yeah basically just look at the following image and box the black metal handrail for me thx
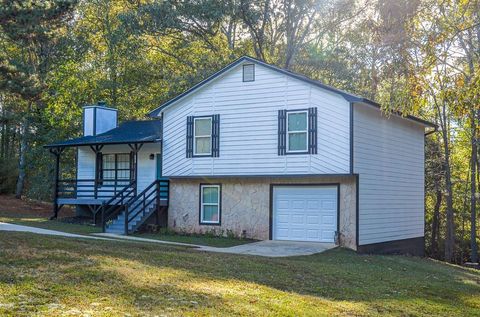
[124,179,169,234]
[100,180,136,232]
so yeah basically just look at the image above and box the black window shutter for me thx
[278,110,287,155]
[212,114,220,157]
[308,107,317,154]
[186,116,194,158]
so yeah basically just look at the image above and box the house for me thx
[45,56,436,255]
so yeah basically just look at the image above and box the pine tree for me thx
[0,0,77,198]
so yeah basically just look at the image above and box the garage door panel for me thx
[306,215,319,224]
[291,229,305,239]
[321,200,335,210]
[277,214,290,223]
[276,228,289,239]
[277,199,290,209]
[322,215,335,225]
[273,186,338,243]
[291,200,306,209]
[307,200,320,209]
[291,214,304,224]
[322,230,335,240]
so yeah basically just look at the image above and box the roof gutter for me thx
[43,140,160,149]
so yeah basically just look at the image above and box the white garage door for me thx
[273,186,338,242]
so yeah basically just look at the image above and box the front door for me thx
[156,154,162,180]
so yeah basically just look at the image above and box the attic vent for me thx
[243,64,255,82]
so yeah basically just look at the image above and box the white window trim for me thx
[286,110,309,153]
[200,184,220,224]
[193,117,212,156]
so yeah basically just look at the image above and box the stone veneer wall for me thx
[168,176,357,250]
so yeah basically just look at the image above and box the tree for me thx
[0,0,77,198]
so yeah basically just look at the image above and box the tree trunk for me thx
[441,107,455,262]
[15,117,28,199]
[471,109,478,263]
[431,189,442,257]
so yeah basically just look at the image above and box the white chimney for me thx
[83,102,118,136]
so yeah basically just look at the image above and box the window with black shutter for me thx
[186,115,220,158]
[278,107,317,155]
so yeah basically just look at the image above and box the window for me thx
[287,110,308,153]
[243,64,255,82]
[200,184,221,224]
[187,115,220,158]
[101,153,131,184]
[194,117,212,156]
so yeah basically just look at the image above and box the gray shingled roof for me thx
[45,120,162,148]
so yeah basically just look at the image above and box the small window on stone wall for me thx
[200,184,221,225]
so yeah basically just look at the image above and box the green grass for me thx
[0,232,479,316]
[0,215,101,235]
[134,232,257,247]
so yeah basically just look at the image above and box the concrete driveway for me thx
[201,240,336,257]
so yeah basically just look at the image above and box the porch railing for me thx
[124,179,169,234]
[57,179,134,200]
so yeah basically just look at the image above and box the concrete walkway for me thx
[0,222,111,240]
[0,222,335,257]
[96,233,336,257]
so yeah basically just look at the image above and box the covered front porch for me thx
[45,119,169,234]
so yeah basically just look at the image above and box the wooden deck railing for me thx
[57,179,134,200]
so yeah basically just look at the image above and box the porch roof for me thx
[44,120,162,148]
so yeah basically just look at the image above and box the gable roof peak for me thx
[147,55,435,128]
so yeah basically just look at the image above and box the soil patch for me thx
[0,195,75,218]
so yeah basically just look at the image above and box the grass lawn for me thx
[134,232,257,247]
[0,232,479,316]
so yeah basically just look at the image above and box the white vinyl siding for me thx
[83,108,95,136]
[77,147,96,180]
[162,62,351,176]
[354,104,425,245]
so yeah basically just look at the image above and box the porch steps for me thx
[105,201,156,234]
